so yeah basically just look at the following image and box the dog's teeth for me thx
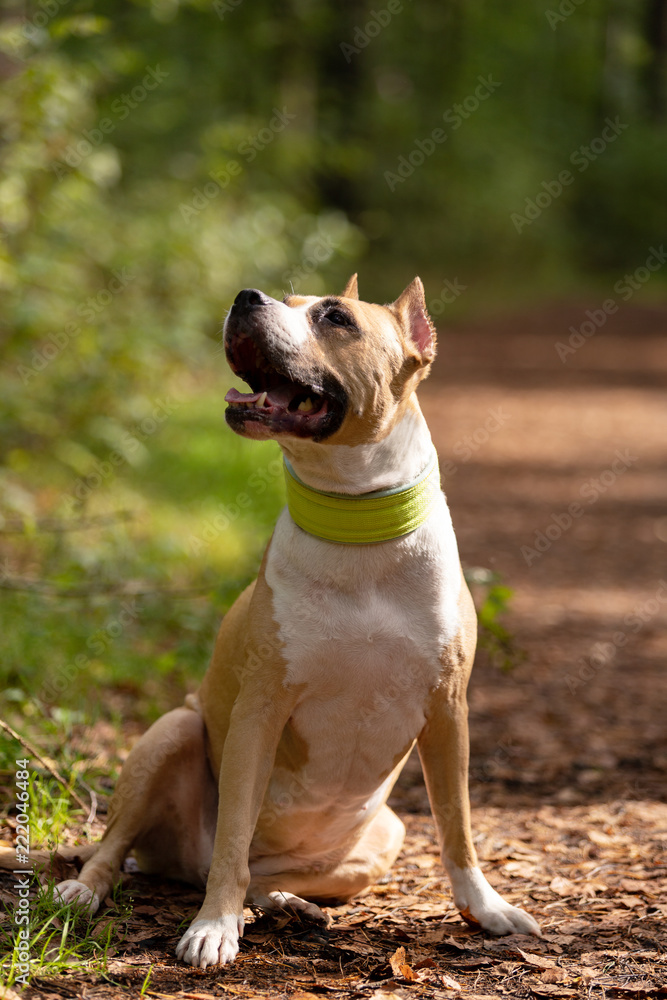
[257,392,268,408]
[297,398,314,413]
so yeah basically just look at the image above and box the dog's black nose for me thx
[232,288,273,313]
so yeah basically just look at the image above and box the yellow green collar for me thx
[283,450,440,544]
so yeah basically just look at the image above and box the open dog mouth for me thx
[224,330,345,440]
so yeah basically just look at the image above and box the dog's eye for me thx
[325,310,350,327]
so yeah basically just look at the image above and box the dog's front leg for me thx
[418,681,541,937]
[176,689,296,968]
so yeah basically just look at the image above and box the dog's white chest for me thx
[264,502,462,798]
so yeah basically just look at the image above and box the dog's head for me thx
[223,275,436,447]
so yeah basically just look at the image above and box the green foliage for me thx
[465,568,525,673]
[0,397,286,729]
[0,11,360,496]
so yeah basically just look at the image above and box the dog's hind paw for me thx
[54,879,100,915]
[249,889,332,926]
[175,914,243,968]
[449,865,541,937]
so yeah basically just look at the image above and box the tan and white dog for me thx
[53,276,540,967]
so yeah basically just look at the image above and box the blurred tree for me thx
[0,0,664,501]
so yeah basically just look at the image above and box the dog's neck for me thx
[279,401,435,496]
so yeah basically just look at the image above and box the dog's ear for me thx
[340,273,359,299]
[392,277,436,362]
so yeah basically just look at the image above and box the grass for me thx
[0,769,132,989]
[0,876,131,988]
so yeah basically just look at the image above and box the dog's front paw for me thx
[175,914,244,968]
[449,866,541,937]
[54,879,100,914]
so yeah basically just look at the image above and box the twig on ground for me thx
[0,577,209,598]
[0,717,90,816]
[0,511,135,534]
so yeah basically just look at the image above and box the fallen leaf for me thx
[371,990,412,1000]
[556,920,589,934]
[177,994,221,1000]
[0,988,23,1000]
[549,934,577,945]
[437,933,470,949]
[389,945,417,981]
[588,830,630,848]
[405,852,438,869]
[540,968,569,984]
[606,985,659,997]
[496,961,520,974]
[420,927,449,944]
[403,901,447,913]
[504,861,537,878]
[334,910,373,927]
[616,894,644,909]
[529,987,578,998]
[91,916,117,940]
[619,877,651,892]
[579,879,607,897]
[440,973,462,990]
[414,957,437,970]
[124,927,164,944]
[517,949,557,969]
[549,876,578,896]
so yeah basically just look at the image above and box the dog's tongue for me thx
[225,387,262,404]
[225,384,300,408]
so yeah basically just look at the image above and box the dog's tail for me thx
[0,843,98,871]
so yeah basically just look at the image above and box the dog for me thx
[52,275,540,967]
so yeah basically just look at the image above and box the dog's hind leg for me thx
[55,705,217,913]
[246,803,406,924]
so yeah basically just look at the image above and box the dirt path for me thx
[416,299,667,808]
